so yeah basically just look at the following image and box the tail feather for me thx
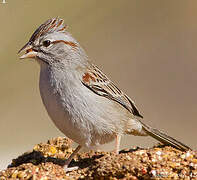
[140,121,191,151]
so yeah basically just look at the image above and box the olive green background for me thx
[0,0,196,170]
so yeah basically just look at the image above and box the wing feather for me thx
[81,64,143,118]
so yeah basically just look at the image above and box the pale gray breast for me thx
[38,64,87,144]
[38,64,131,147]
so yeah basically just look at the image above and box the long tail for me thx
[139,121,191,151]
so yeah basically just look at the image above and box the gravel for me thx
[0,137,196,179]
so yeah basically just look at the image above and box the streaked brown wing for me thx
[81,64,143,118]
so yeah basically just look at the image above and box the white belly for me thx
[39,65,125,147]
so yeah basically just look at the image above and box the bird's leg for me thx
[64,145,81,172]
[115,134,121,154]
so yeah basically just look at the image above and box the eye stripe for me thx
[52,40,77,48]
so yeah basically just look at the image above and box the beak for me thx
[18,42,38,59]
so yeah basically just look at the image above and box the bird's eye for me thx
[43,40,51,47]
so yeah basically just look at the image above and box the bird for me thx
[18,17,191,171]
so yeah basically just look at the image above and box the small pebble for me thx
[0,137,196,179]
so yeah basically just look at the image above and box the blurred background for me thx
[0,0,196,170]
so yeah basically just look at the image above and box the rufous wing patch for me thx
[81,64,143,118]
[82,72,96,84]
